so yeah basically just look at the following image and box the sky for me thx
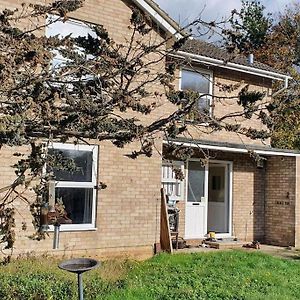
[154,0,294,27]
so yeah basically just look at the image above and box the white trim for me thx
[46,14,94,38]
[255,150,300,157]
[131,0,183,39]
[184,158,209,239]
[163,140,300,157]
[173,51,291,82]
[48,142,99,231]
[48,225,97,232]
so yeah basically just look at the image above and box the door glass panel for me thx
[207,164,229,233]
[187,161,205,202]
[209,166,225,203]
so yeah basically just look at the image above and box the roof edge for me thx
[174,51,291,81]
[129,1,289,81]
[163,138,300,157]
[131,0,185,39]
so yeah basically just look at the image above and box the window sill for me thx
[177,118,210,127]
[48,225,97,232]
[184,119,211,126]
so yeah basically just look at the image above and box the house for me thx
[0,0,299,260]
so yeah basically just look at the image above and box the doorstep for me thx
[205,239,245,249]
[183,237,245,250]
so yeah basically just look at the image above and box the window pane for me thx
[197,96,210,113]
[56,187,93,224]
[47,16,96,39]
[50,149,93,182]
[181,69,210,94]
[209,166,225,203]
[187,161,205,202]
[46,16,96,71]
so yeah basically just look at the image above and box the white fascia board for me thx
[175,51,291,82]
[163,140,300,157]
[131,0,183,39]
[255,150,300,157]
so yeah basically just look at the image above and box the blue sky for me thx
[154,0,294,26]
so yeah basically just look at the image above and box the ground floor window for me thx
[48,143,98,231]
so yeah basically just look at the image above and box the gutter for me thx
[174,51,291,82]
[163,140,300,157]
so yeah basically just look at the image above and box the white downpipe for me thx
[175,51,291,82]
[272,76,289,97]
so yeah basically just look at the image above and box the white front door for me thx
[185,161,208,239]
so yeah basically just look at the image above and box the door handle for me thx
[192,203,200,206]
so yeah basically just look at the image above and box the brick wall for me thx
[265,156,296,246]
[0,0,165,259]
[5,140,162,259]
[294,157,300,248]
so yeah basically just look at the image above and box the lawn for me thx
[0,250,300,299]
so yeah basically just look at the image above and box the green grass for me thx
[1,251,300,299]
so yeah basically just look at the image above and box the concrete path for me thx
[175,244,300,260]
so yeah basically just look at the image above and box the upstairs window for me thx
[180,69,213,120]
[46,15,96,69]
[48,143,98,231]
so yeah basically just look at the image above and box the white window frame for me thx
[161,161,185,202]
[48,142,98,231]
[45,15,96,72]
[179,67,214,117]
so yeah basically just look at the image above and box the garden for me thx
[1,250,300,299]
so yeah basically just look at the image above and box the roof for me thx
[131,1,289,80]
[180,39,286,76]
[165,137,300,157]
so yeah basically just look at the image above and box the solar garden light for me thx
[59,258,100,300]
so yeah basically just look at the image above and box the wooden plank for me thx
[160,188,173,253]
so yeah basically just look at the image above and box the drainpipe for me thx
[262,162,267,244]
[53,223,61,249]
[272,76,289,97]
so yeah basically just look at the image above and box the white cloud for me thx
[154,0,295,26]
